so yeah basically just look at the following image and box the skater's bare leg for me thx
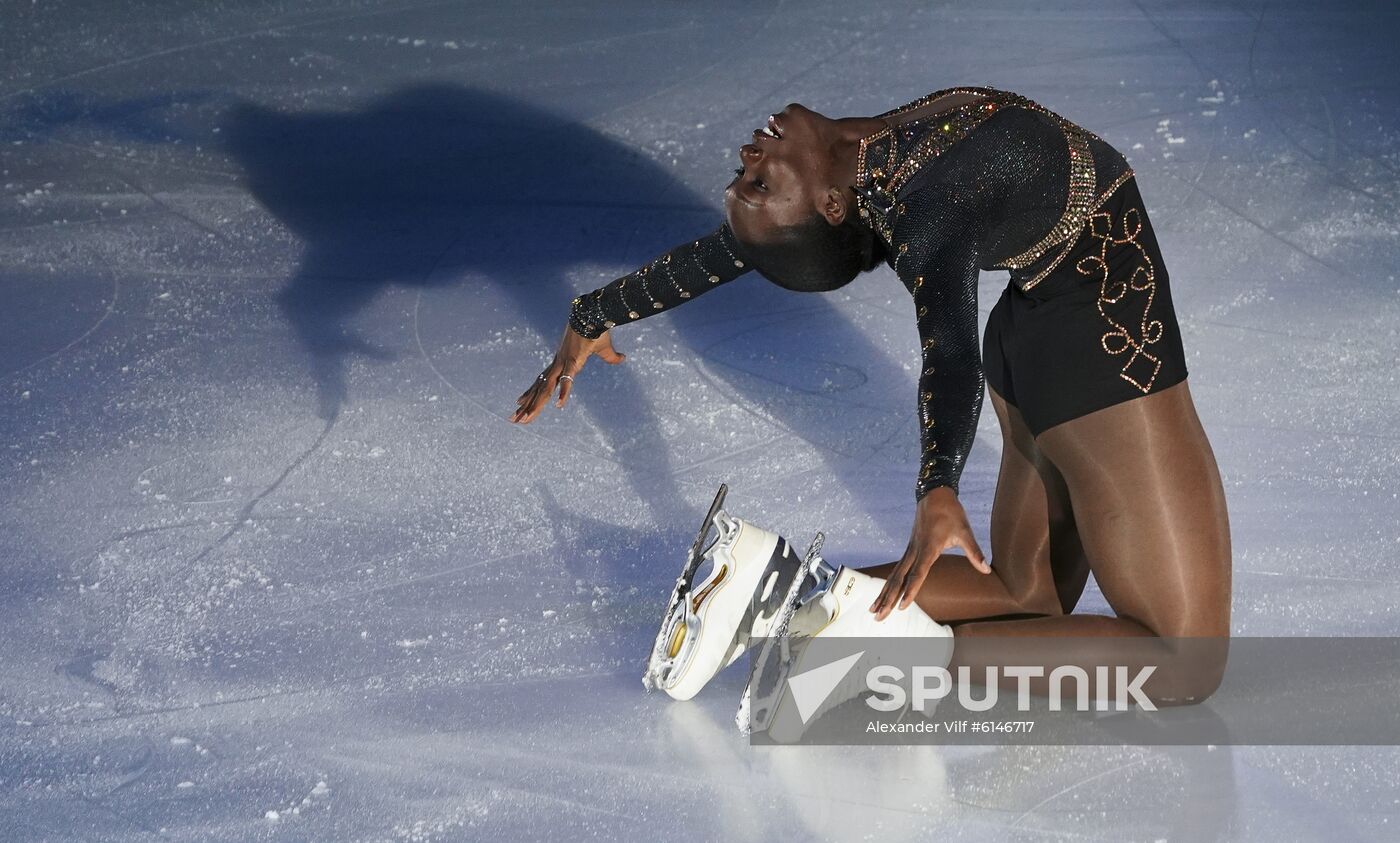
[861,389,1088,622]
[948,380,1232,701]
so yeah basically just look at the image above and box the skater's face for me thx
[724,103,845,246]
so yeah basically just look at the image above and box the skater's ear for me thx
[820,186,853,228]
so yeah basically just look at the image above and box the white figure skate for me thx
[642,484,806,701]
[738,558,953,740]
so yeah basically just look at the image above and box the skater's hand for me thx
[511,324,626,423]
[871,487,989,621]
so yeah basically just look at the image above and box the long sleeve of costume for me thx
[909,236,984,499]
[567,222,750,340]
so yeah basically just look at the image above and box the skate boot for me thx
[792,566,953,641]
[739,558,953,740]
[643,484,805,701]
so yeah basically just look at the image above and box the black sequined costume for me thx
[568,85,1188,502]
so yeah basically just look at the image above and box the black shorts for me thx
[983,175,1189,436]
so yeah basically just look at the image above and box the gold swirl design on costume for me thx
[1075,205,1163,394]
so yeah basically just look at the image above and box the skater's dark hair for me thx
[736,213,887,293]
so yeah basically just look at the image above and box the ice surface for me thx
[2,0,1399,839]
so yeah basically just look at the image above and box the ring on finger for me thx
[558,374,574,383]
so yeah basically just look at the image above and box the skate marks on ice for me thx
[0,266,119,380]
[0,0,480,108]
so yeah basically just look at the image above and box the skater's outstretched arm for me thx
[566,222,751,338]
[512,222,751,424]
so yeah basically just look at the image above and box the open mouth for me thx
[758,113,783,139]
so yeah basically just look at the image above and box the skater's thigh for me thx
[988,388,1089,614]
[1034,380,1232,638]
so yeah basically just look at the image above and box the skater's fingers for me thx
[510,384,536,422]
[515,373,543,405]
[511,391,538,423]
[516,383,543,420]
[516,384,543,410]
[881,568,917,621]
[889,551,934,617]
[948,528,990,574]
[529,379,554,417]
[966,533,990,574]
[513,367,558,423]
[898,561,932,612]
[871,557,908,615]
[875,556,918,621]
[555,368,577,407]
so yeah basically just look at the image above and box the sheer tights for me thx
[862,379,1231,702]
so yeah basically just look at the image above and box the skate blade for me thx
[735,532,835,735]
[642,483,728,692]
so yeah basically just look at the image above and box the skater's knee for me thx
[1140,636,1229,706]
[1144,665,1225,706]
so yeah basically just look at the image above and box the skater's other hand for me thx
[511,324,626,423]
[871,487,989,621]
